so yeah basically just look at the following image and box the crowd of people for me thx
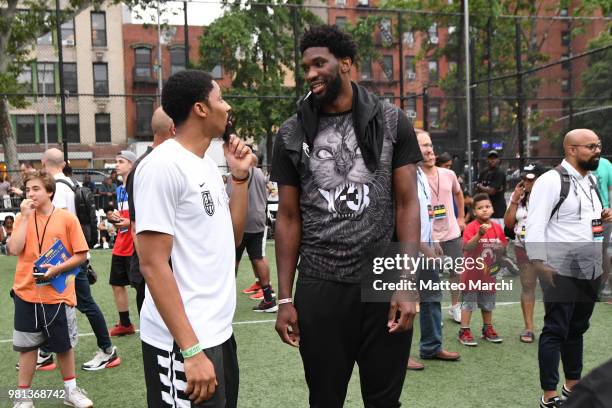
[4,24,611,408]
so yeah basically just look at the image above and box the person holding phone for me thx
[7,171,93,408]
[504,163,545,344]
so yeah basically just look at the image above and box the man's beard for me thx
[313,71,342,106]
[578,156,600,171]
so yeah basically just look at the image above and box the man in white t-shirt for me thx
[40,148,119,372]
[134,70,252,407]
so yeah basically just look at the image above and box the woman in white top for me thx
[504,163,545,343]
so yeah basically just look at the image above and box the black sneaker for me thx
[252,299,278,313]
[15,351,56,371]
[561,385,572,400]
[540,395,563,407]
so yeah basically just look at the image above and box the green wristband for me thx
[181,343,203,359]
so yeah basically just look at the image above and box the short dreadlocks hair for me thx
[299,25,357,63]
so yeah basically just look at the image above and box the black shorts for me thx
[128,253,143,287]
[12,292,77,354]
[235,230,266,261]
[109,254,132,286]
[142,336,239,408]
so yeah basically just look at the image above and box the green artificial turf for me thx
[0,244,610,407]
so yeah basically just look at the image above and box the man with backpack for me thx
[526,129,612,408]
[40,148,120,371]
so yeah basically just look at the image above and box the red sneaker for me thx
[458,328,478,346]
[109,323,136,337]
[249,289,264,300]
[242,281,262,294]
[482,325,503,343]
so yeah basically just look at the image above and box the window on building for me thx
[402,31,414,47]
[335,0,346,5]
[61,19,75,45]
[561,53,571,70]
[561,30,571,47]
[95,113,111,143]
[91,11,107,47]
[38,115,58,144]
[37,13,53,45]
[406,93,417,119]
[360,58,372,80]
[380,18,393,46]
[62,63,78,95]
[428,60,439,82]
[561,78,570,92]
[65,114,80,143]
[429,102,440,128]
[493,105,500,119]
[170,47,186,75]
[335,17,347,30]
[560,8,569,16]
[37,63,55,95]
[93,63,109,96]
[428,23,439,44]
[15,115,36,144]
[383,93,395,105]
[135,99,154,138]
[382,55,393,80]
[17,65,32,93]
[357,0,368,6]
[405,56,415,80]
[448,60,457,72]
[212,65,223,79]
[134,47,152,79]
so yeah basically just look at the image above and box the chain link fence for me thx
[0,2,610,207]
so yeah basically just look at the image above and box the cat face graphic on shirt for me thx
[310,116,372,219]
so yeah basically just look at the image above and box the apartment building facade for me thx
[8,2,126,168]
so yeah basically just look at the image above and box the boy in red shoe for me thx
[8,171,93,407]
[458,193,507,346]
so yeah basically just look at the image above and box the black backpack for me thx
[56,178,98,248]
[550,165,603,220]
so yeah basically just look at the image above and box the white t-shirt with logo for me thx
[134,138,236,351]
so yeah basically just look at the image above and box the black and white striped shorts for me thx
[142,336,238,408]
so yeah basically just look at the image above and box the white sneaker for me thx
[64,387,93,408]
[81,346,119,371]
[448,304,461,323]
[102,242,109,249]
[13,400,34,408]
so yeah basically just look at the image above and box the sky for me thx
[128,1,223,26]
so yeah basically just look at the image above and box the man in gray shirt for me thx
[228,154,277,312]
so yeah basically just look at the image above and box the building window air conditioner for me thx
[407,110,417,119]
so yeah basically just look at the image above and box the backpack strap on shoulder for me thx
[587,174,603,208]
[550,165,570,220]
[55,178,76,192]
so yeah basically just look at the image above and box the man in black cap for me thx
[476,150,507,227]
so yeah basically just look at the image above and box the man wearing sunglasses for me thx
[526,129,612,408]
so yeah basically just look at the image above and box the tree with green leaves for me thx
[574,30,612,155]
[198,0,320,164]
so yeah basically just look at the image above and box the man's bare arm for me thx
[274,185,302,347]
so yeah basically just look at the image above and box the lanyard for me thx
[417,169,429,200]
[35,207,55,255]
[430,168,441,199]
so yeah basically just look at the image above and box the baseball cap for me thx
[117,150,137,163]
[520,163,545,180]
[487,150,500,158]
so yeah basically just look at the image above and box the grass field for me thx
[0,243,611,407]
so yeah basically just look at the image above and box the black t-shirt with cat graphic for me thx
[272,104,421,283]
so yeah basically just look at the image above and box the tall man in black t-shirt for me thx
[271,25,422,407]
[476,150,507,227]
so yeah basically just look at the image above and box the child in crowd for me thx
[458,193,507,346]
[7,171,93,408]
